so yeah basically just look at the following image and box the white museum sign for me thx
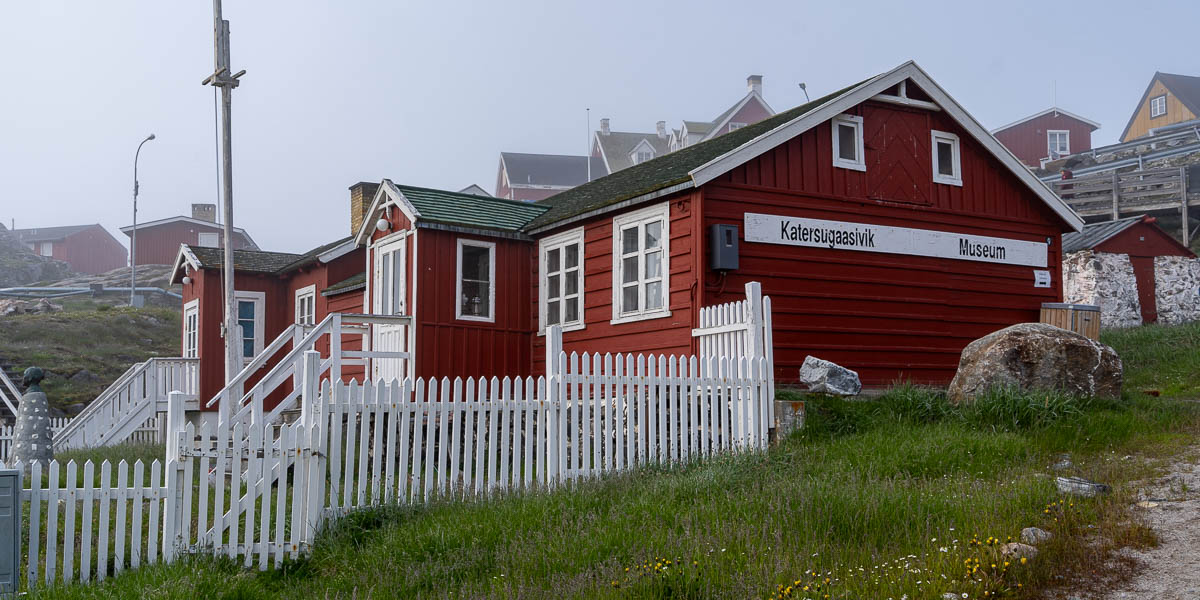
[744,212,1049,268]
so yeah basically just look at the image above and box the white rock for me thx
[1021,527,1053,545]
[1000,542,1039,560]
[798,356,861,396]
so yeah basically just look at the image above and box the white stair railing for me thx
[53,357,199,451]
[207,313,413,428]
[0,368,20,417]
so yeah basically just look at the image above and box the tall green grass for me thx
[1102,320,1200,398]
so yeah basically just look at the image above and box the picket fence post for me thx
[162,391,188,563]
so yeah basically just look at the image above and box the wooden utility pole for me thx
[202,0,246,424]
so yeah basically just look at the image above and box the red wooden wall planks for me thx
[706,100,1066,386]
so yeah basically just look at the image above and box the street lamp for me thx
[131,133,156,306]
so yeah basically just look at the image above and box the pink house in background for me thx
[495,74,777,201]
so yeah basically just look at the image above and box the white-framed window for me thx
[611,202,671,324]
[233,290,265,362]
[1047,130,1070,158]
[183,299,199,359]
[931,130,962,186]
[1150,94,1167,118]
[456,239,495,322]
[372,234,406,316]
[197,232,219,248]
[539,226,585,333]
[39,242,53,256]
[831,114,866,171]
[729,122,747,131]
[294,284,316,326]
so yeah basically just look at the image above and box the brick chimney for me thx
[191,203,217,223]
[349,182,380,236]
[747,74,763,96]
[600,118,610,136]
[656,120,667,139]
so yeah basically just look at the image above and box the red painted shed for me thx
[991,107,1100,168]
[124,205,258,265]
[11,223,127,275]
[1062,215,1195,323]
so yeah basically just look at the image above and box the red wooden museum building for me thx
[171,61,1083,415]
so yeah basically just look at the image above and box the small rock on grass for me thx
[1021,526,1053,545]
[1000,542,1039,560]
[1056,475,1111,497]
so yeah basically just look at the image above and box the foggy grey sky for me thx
[2,0,1197,254]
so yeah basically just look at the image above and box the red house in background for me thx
[11,223,127,275]
[1063,214,1195,324]
[991,107,1101,168]
[123,203,258,266]
[174,61,1084,419]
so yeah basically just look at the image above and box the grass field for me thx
[26,322,1200,599]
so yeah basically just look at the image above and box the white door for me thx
[371,236,408,382]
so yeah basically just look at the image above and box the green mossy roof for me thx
[394,184,549,233]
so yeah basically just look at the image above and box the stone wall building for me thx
[1062,215,1198,327]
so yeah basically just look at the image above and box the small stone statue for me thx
[10,366,53,469]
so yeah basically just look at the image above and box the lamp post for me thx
[131,133,156,306]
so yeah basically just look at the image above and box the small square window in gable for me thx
[862,105,932,205]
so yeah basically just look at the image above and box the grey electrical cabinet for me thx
[709,224,739,271]
[0,469,19,595]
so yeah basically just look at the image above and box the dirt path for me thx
[1097,454,1200,599]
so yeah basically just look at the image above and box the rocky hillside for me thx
[0,222,75,287]
[0,305,180,414]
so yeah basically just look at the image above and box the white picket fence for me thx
[0,418,73,461]
[4,287,776,591]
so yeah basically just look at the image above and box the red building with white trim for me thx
[174,61,1083,414]
[11,223,127,275]
[991,107,1100,168]
[125,204,259,265]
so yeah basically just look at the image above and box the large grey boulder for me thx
[799,356,861,396]
[947,323,1122,404]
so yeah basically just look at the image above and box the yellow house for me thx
[1120,72,1200,142]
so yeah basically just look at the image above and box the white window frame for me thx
[1047,130,1070,158]
[197,232,219,248]
[629,139,656,165]
[538,226,586,334]
[39,242,53,256]
[728,122,747,131]
[233,290,265,363]
[372,233,407,316]
[294,284,316,326]
[611,202,671,325]
[831,114,866,172]
[931,130,962,187]
[1150,94,1167,118]
[455,238,496,323]
[183,299,199,359]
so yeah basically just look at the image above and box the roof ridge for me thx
[394,183,550,211]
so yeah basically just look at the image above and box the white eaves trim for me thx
[168,244,202,285]
[317,238,357,263]
[990,106,1102,134]
[352,179,423,247]
[687,61,1085,232]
